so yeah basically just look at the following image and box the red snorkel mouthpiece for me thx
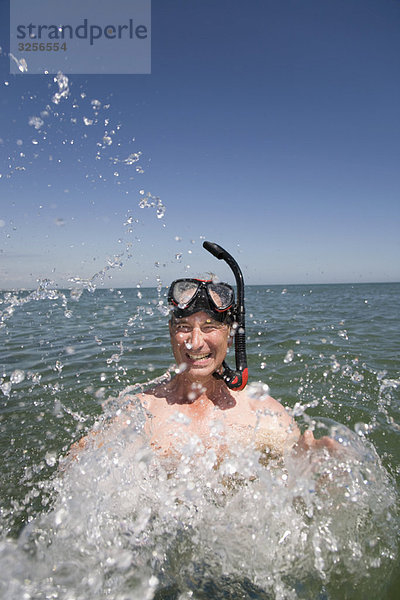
[203,241,248,391]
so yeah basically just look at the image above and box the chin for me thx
[186,364,215,379]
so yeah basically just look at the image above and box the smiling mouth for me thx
[186,352,211,361]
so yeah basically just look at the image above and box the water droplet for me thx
[95,387,106,399]
[45,451,57,467]
[247,381,270,400]
[149,576,159,588]
[351,371,364,383]
[123,152,142,165]
[284,349,294,363]
[52,72,70,104]
[10,369,25,384]
[10,54,28,72]
[54,507,67,526]
[157,304,170,317]
[116,550,133,571]
[0,381,12,396]
[331,360,340,373]
[354,422,371,436]
[28,116,44,130]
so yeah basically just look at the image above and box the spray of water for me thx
[0,394,397,600]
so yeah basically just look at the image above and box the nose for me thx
[189,325,204,350]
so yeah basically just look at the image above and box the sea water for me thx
[0,283,399,599]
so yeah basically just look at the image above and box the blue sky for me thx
[0,0,399,289]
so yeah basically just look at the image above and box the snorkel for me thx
[203,241,248,391]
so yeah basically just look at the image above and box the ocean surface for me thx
[0,282,399,599]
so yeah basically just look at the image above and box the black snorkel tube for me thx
[203,241,248,391]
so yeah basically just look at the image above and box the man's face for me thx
[169,311,231,380]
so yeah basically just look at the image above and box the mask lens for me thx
[172,280,199,308]
[208,283,234,310]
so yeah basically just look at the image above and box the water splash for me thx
[52,72,70,104]
[139,190,166,219]
[0,279,71,330]
[28,116,44,130]
[247,381,271,400]
[9,53,28,72]
[0,404,397,600]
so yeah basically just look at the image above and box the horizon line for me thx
[1,280,399,293]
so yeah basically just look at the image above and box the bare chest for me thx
[144,400,284,457]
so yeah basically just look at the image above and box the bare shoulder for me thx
[235,389,292,417]
[116,384,165,412]
[221,389,299,455]
[235,389,300,436]
[255,394,296,424]
[141,382,169,409]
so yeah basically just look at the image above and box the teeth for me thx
[188,353,210,360]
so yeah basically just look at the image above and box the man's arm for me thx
[249,394,340,456]
[292,428,342,455]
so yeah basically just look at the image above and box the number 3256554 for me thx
[18,42,67,52]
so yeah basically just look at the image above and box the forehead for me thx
[172,311,223,327]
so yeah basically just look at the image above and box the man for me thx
[70,273,337,463]
[137,277,336,462]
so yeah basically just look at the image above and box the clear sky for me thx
[1,0,399,290]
